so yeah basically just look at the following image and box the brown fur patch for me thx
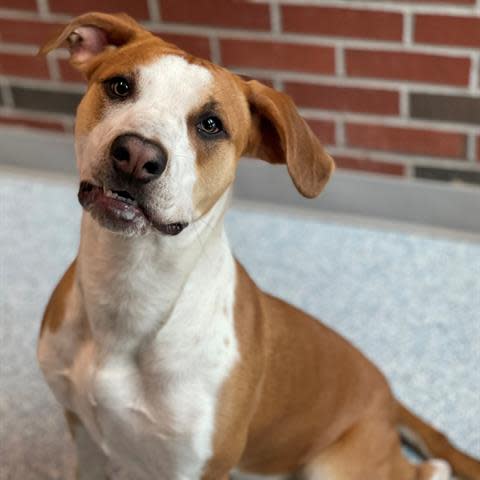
[203,261,394,478]
[40,260,76,336]
[64,408,80,437]
[191,69,251,218]
[245,80,335,199]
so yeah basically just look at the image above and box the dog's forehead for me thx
[137,54,214,110]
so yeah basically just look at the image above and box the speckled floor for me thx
[1,169,479,480]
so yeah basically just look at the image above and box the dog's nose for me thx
[110,134,167,182]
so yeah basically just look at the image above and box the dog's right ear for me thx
[39,12,147,76]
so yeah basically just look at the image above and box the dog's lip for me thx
[78,181,188,235]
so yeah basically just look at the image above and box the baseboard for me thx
[235,160,480,233]
[0,128,75,174]
[1,128,479,233]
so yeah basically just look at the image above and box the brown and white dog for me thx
[38,12,479,480]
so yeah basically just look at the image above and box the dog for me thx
[37,12,480,480]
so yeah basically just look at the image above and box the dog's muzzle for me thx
[78,181,188,236]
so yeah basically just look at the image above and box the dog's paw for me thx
[426,459,452,480]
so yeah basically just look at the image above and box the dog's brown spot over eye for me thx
[191,73,251,217]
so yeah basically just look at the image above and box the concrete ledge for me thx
[1,128,480,233]
[0,128,75,174]
[235,160,480,233]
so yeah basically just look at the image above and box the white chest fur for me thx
[39,206,239,480]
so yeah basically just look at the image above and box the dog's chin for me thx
[89,207,151,237]
[78,181,188,237]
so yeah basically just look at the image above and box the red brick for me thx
[154,33,211,59]
[395,0,474,4]
[0,53,49,79]
[305,119,336,145]
[160,0,270,30]
[346,49,470,87]
[346,123,466,158]
[221,39,335,74]
[334,156,405,176]
[0,19,64,46]
[415,15,480,48]
[285,82,399,115]
[0,0,37,10]
[0,114,65,132]
[49,0,149,20]
[58,59,85,83]
[282,6,403,41]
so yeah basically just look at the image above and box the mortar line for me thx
[35,0,49,17]
[272,77,283,91]
[0,80,15,108]
[335,45,345,76]
[335,119,346,147]
[256,0,477,15]
[469,52,479,93]
[466,133,477,162]
[209,37,222,64]
[403,7,413,46]
[46,55,61,82]
[147,0,161,22]
[269,1,282,34]
[399,86,410,119]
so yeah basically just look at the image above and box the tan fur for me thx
[40,260,76,335]
[204,262,395,478]
[191,71,251,217]
[245,80,335,198]
[206,263,480,480]
[64,409,79,436]
[39,13,480,480]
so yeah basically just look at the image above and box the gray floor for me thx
[1,169,479,479]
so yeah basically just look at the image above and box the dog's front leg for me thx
[65,410,109,480]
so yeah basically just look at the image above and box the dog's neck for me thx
[76,189,235,352]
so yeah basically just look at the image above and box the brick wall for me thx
[0,0,479,186]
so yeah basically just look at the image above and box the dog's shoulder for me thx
[37,258,91,408]
[40,259,78,337]
[38,258,88,380]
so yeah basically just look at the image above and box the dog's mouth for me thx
[104,188,137,205]
[78,181,187,236]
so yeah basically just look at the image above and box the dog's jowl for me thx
[38,12,480,480]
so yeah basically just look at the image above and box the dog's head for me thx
[41,12,334,236]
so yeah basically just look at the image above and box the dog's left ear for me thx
[245,80,335,198]
[39,12,148,76]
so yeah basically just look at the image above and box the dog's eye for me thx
[106,77,131,99]
[197,116,223,136]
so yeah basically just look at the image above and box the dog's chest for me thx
[40,240,239,480]
[71,342,227,479]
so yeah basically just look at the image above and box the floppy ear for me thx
[245,80,334,198]
[39,12,148,76]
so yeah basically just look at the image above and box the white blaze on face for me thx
[76,54,213,224]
